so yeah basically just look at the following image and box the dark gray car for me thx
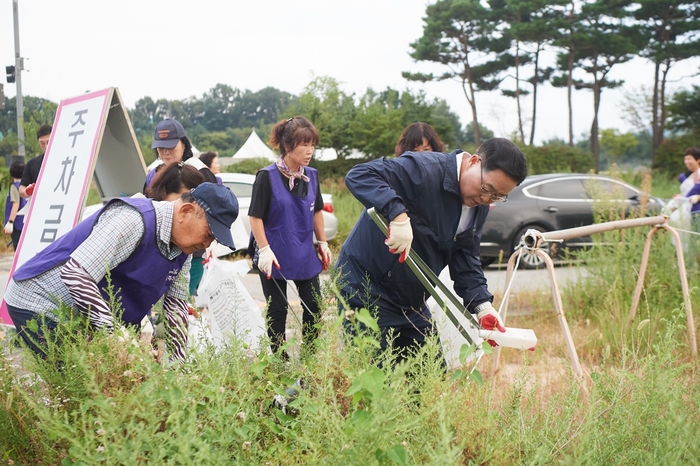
[479,174,665,269]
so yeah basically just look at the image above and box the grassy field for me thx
[1,170,699,464]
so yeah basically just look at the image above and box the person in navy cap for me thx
[145,118,195,188]
[5,182,238,363]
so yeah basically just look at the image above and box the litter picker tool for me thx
[367,208,537,351]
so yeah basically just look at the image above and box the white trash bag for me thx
[428,267,484,369]
[194,256,268,353]
[664,197,692,250]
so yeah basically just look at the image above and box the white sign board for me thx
[17,90,111,258]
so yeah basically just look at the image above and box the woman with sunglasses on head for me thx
[248,116,331,357]
[146,162,205,201]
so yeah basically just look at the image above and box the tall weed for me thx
[562,169,695,361]
[2,287,700,465]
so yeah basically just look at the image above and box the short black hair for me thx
[37,124,52,139]
[10,161,24,179]
[477,138,528,185]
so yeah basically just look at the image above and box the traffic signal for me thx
[6,65,15,83]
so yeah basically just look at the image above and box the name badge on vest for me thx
[166,268,181,284]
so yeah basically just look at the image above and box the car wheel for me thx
[511,225,551,270]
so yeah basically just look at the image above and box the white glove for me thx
[477,303,505,347]
[258,245,280,279]
[385,217,413,263]
[317,241,332,271]
[689,195,700,205]
[4,222,13,235]
[140,316,154,344]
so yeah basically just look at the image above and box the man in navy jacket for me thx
[337,138,527,361]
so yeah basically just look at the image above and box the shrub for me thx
[652,135,698,178]
[310,158,367,179]
[522,145,595,175]
[223,158,272,175]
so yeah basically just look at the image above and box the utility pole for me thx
[12,0,25,159]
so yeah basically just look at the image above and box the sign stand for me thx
[1,87,146,327]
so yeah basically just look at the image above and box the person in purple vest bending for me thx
[5,182,238,363]
[248,116,332,357]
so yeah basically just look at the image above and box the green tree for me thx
[196,83,239,132]
[505,0,566,145]
[349,88,406,158]
[285,77,356,159]
[128,96,170,134]
[347,88,466,158]
[193,130,242,158]
[236,87,292,128]
[666,85,700,134]
[551,0,587,146]
[404,0,511,145]
[599,128,639,159]
[427,99,469,150]
[0,95,57,160]
[495,0,532,144]
[463,121,494,145]
[635,0,700,155]
[568,0,645,171]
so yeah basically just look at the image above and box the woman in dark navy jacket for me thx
[248,116,331,356]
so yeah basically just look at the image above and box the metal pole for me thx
[13,0,25,159]
[540,215,667,243]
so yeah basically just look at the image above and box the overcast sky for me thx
[2,0,700,145]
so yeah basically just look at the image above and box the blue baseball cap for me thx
[190,182,239,249]
[152,119,186,149]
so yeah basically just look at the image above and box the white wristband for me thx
[474,302,492,314]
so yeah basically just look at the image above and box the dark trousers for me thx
[379,322,437,363]
[259,273,321,354]
[342,296,444,367]
[10,228,21,251]
[7,304,59,358]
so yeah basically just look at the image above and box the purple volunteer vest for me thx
[14,198,188,326]
[5,181,26,230]
[264,164,322,280]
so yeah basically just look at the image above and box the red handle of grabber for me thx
[478,327,537,351]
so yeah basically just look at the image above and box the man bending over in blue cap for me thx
[5,182,239,363]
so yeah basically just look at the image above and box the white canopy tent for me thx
[233,130,277,162]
